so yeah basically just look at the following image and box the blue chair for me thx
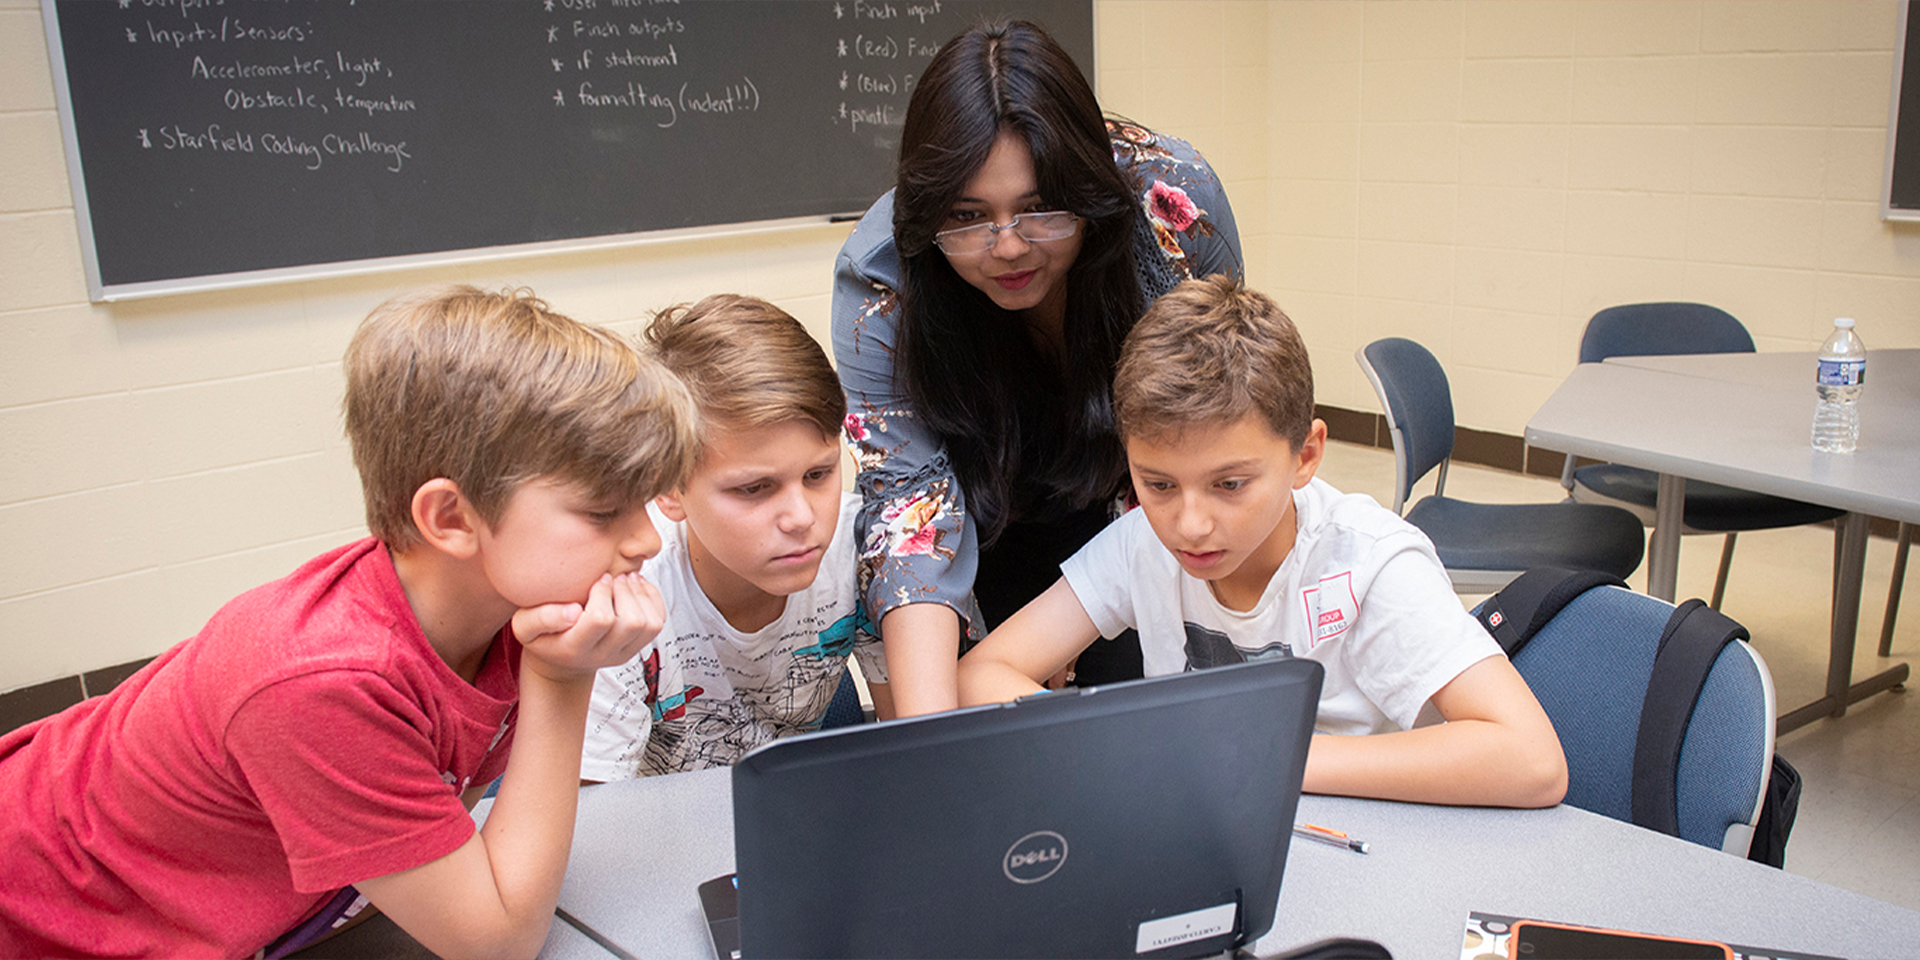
[1500,584,1777,855]
[1561,303,1845,609]
[1356,337,1646,592]
[818,667,869,729]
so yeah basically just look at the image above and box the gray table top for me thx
[525,768,1920,960]
[1525,349,1920,524]
[1607,348,1917,387]
[532,913,618,960]
[279,884,618,959]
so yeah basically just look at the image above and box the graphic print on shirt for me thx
[642,646,705,722]
[1182,621,1291,672]
[1299,571,1358,653]
[641,597,871,773]
[791,605,875,660]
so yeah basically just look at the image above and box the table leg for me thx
[1777,511,1911,735]
[1646,473,1686,602]
[1882,522,1911,657]
[1828,512,1870,715]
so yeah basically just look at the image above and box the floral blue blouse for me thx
[831,120,1245,634]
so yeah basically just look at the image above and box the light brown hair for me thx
[643,294,845,453]
[1114,274,1314,448]
[344,284,698,550]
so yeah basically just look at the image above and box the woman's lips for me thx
[993,270,1036,291]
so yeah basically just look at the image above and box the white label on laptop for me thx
[1135,902,1237,954]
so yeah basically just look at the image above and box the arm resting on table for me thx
[355,576,664,958]
[1304,656,1567,809]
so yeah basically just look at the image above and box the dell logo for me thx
[1003,830,1069,884]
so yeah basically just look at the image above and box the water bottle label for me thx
[1817,358,1864,387]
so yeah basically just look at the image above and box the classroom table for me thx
[280,896,618,960]
[523,767,1920,960]
[1525,349,1919,733]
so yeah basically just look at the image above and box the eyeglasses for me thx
[931,211,1080,255]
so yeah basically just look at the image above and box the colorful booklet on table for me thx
[1463,911,1844,960]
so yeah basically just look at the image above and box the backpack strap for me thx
[1474,567,1628,658]
[1629,599,1750,837]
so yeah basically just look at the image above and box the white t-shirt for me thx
[582,493,886,779]
[1060,478,1500,735]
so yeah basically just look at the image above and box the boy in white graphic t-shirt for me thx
[957,275,1567,808]
[582,295,889,780]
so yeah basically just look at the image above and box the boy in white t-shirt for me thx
[957,275,1567,808]
[582,295,889,780]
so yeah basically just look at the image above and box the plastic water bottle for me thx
[1811,317,1866,453]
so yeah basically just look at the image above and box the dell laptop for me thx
[707,656,1324,959]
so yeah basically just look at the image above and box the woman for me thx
[833,19,1243,717]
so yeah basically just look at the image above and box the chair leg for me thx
[1710,533,1737,610]
[1881,522,1912,657]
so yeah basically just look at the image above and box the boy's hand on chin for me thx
[511,572,665,683]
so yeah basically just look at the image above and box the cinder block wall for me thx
[1263,0,1920,428]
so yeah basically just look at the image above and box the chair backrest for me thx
[1357,338,1455,513]
[818,667,867,729]
[1562,302,1757,490]
[1503,585,1776,855]
[1580,303,1756,364]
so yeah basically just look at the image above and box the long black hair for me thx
[892,19,1142,546]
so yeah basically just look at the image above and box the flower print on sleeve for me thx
[843,410,891,475]
[833,190,986,639]
[844,282,899,361]
[1144,181,1218,264]
[866,480,960,564]
[1146,181,1202,232]
[1106,119,1240,283]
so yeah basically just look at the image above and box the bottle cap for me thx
[1834,317,1855,328]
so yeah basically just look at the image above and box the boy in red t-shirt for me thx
[0,286,698,958]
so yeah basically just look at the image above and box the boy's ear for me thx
[1292,419,1329,490]
[411,478,484,559]
[654,490,689,523]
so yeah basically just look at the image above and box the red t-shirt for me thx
[0,538,519,958]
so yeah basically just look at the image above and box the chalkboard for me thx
[42,0,1093,299]
[1884,0,1920,220]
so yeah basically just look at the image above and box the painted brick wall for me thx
[1266,0,1920,432]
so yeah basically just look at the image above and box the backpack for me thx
[1474,568,1800,868]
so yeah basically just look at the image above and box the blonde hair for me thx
[1114,274,1314,447]
[344,285,699,550]
[643,294,845,452]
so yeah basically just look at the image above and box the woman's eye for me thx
[946,209,981,224]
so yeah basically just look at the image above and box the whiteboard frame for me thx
[41,0,865,302]
[1883,0,1920,221]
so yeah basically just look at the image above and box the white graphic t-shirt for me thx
[582,493,885,779]
[1061,478,1499,735]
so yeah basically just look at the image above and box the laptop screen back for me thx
[731,657,1324,959]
